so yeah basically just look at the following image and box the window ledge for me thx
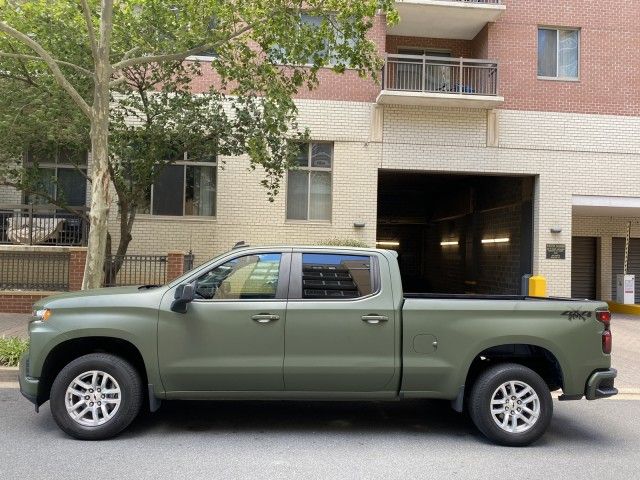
[284,219,332,225]
[136,214,217,223]
[537,76,580,82]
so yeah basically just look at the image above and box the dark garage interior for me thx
[377,171,534,295]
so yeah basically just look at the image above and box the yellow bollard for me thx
[528,275,547,297]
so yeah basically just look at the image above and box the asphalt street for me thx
[1,387,639,480]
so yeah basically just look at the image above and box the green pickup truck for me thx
[19,246,617,446]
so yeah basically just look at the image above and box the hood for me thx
[34,285,163,310]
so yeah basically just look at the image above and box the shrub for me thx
[0,337,29,367]
[318,238,369,248]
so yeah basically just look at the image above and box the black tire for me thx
[468,363,553,447]
[50,353,143,440]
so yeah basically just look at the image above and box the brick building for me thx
[2,0,640,300]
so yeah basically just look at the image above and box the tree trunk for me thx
[103,200,136,285]
[82,83,111,289]
[81,1,114,289]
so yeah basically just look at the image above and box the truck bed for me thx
[403,293,591,302]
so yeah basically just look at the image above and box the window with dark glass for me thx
[150,152,217,217]
[538,28,579,79]
[301,253,373,299]
[286,143,332,221]
[24,146,88,206]
[195,253,282,300]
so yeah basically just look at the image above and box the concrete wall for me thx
[573,216,640,301]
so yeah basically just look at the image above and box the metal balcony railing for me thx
[382,54,499,97]
[0,204,89,246]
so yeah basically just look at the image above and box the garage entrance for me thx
[571,237,599,299]
[376,171,534,294]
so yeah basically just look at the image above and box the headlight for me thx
[32,308,52,322]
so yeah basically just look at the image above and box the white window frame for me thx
[147,152,218,218]
[537,27,581,81]
[286,142,333,223]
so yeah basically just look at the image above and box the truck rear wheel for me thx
[468,363,553,446]
[49,353,143,440]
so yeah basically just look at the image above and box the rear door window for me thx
[301,253,375,299]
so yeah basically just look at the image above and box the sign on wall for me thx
[546,243,566,260]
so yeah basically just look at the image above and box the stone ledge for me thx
[0,245,87,253]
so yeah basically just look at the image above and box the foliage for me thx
[319,238,369,248]
[0,0,397,285]
[0,336,29,367]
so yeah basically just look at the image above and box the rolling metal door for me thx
[612,237,640,303]
[571,237,597,299]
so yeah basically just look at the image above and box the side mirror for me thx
[171,282,195,313]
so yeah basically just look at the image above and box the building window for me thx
[24,146,88,206]
[286,143,332,221]
[150,153,217,217]
[538,27,580,79]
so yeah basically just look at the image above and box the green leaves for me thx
[0,0,395,237]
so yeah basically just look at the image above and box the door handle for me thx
[252,313,280,323]
[361,314,389,324]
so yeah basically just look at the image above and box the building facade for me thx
[2,0,640,300]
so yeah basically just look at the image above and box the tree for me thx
[0,0,396,288]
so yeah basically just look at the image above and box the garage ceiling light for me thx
[376,241,400,247]
[440,241,459,246]
[481,237,510,244]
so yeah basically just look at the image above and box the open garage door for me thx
[377,172,534,295]
[571,237,598,299]
[612,237,640,303]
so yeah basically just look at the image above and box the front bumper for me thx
[18,352,39,406]
[585,368,618,400]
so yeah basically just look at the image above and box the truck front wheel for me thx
[49,353,143,440]
[468,363,553,447]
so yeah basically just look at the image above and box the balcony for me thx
[377,54,504,109]
[390,0,505,40]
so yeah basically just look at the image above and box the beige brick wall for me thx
[381,106,640,297]
[4,99,634,297]
[109,100,380,264]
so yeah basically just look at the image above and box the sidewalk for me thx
[0,313,29,339]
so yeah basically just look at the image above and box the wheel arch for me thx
[37,336,149,406]
[451,337,568,412]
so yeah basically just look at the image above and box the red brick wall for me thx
[191,14,387,103]
[386,36,474,58]
[68,249,87,291]
[166,251,185,283]
[0,293,53,314]
[487,0,640,115]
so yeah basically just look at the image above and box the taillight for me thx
[596,310,611,328]
[602,330,612,354]
[596,310,612,354]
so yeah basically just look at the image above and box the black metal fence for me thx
[0,204,88,246]
[103,254,168,287]
[0,251,70,291]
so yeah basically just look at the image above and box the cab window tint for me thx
[195,253,281,300]
[302,254,373,299]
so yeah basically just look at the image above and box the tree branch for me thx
[0,21,93,118]
[80,0,99,63]
[0,52,95,77]
[112,24,254,71]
